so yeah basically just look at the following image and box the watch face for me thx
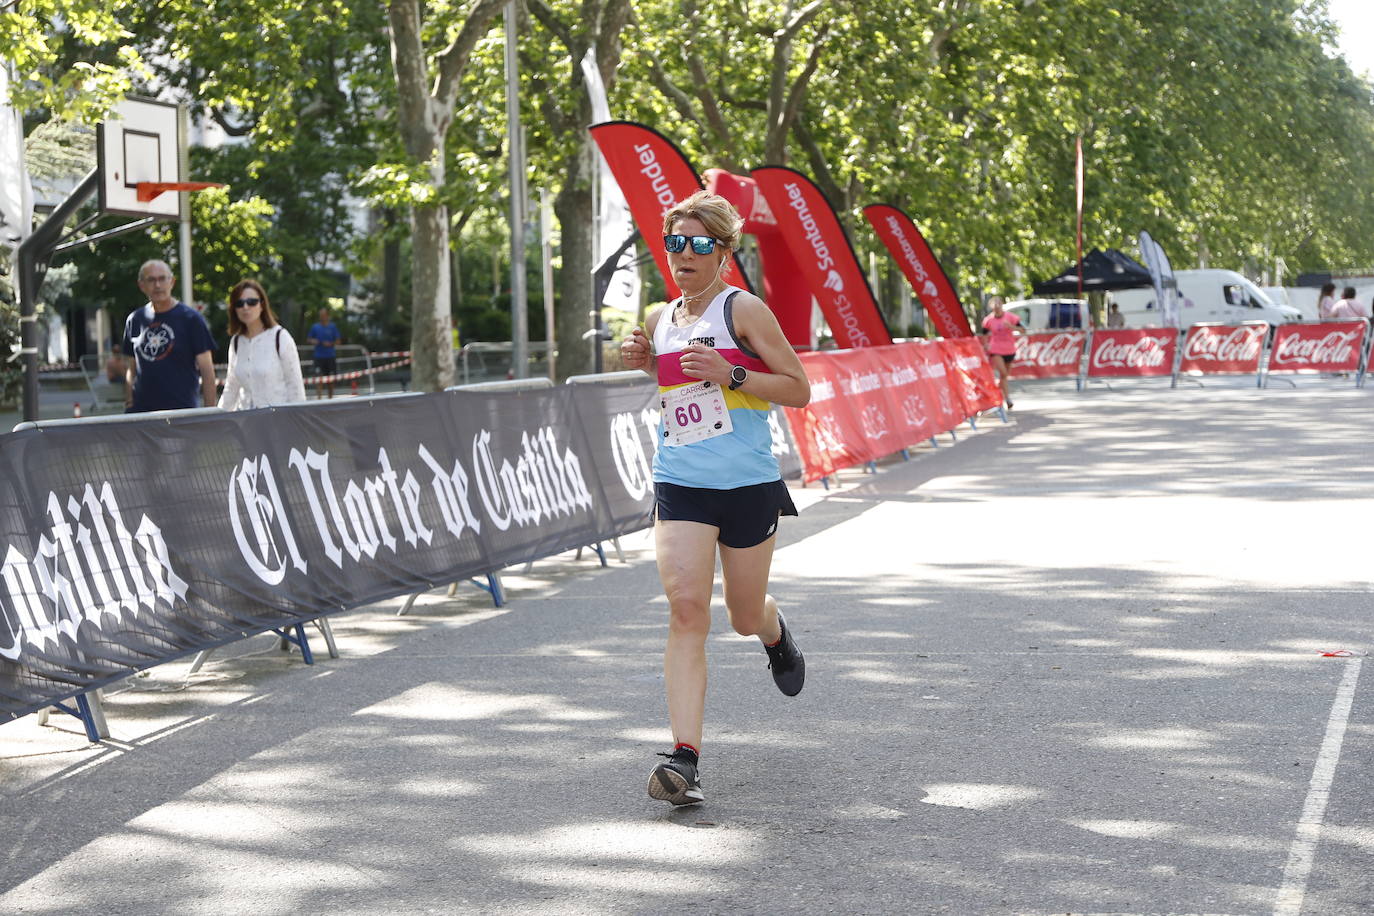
[731,366,747,383]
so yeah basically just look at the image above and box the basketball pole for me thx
[177,105,193,309]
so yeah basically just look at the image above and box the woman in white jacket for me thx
[220,279,307,410]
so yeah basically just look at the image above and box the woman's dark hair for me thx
[226,279,279,336]
[1321,282,1337,297]
[1342,286,1357,299]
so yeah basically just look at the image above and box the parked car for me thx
[1002,298,1089,330]
[1112,270,1301,327]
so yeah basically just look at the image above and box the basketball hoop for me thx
[135,181,225,202]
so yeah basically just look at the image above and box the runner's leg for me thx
[655,519,719,752]
[720,533,781,645]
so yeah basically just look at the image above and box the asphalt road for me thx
[1,377,1371,915]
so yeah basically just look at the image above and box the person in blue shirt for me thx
[123,260,218,412]
[307,307,343,399]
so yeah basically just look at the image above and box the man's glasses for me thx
[664,234,719,255]
[235,297,262,308]
[141,275,172,284]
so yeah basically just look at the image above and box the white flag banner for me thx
[0,65,34,249]
[1138,230,1178,327]
[580,48,640,312]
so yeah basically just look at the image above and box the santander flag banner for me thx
[752,166,893,349]
[1267,321,1368,374]
[589,121,750,298]
[1087,328,1178,378]
[1179,323,1268,376]
[1012,331,1088,379]
[941,337,1002,413]
[862,204,973,339]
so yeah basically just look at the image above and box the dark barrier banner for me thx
[1178,322,1267,376]
[1012,331,1088,379]
[0,383,671,720]
[1086,328,1178,378]
[1267,321,1368,375]
[862,204,974,339]
[752,166,893,349]
[589,121,752,298]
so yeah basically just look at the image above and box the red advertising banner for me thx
[786,353,877,483]
[940,337,1003,413]
[1086,328,1178,378]
[881,343,944,445]
[589,121,750,299]
[752,166,893,349]
[1267,321,1368,374]
[825,348,906,458]
[912,342,966,434]
[1179,323,1268,376]
[1011,331,1087,379]
[862,204,974,339]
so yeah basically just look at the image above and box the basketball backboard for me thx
[97,97,181,219]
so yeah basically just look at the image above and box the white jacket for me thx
[220,326,307,410]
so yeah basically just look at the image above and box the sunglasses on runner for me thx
[235,297,262,308]
[664,234,719,255]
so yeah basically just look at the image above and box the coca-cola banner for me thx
[1087,328,1179,378]
[1179,323,1268,376]
[1266,321,1368,375]
[0,381,685,721]
[589,121,751,299]
[752,166,893,349]
[862,204,974,339]
[1011,331,1088,379]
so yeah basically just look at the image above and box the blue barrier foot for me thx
[470,574,506,607]
[48,694,103,742]
[273,623,315,665]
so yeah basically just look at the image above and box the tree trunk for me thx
[554,164,594,380]
[409,197,456,390]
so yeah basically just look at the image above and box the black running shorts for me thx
[990,352,1015,366]
[653,480,798,549]
[315,356,338,376]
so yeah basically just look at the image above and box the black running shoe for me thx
[647,749,704,805]
[765,611,805,696]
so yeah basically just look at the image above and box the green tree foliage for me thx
[7,0,1374,362]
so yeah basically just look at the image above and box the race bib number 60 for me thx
[661,381,733,446]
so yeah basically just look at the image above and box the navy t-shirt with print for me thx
[123,302,217,411]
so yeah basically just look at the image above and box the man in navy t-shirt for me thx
[123,260,218,412]
[307,307,343,399]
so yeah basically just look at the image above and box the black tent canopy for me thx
[1032,247,1153,295]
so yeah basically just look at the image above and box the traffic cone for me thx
[73,402,82,418]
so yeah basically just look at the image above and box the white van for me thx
[1112,269,1302,327]
[1002,298,1089,330]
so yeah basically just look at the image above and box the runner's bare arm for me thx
[678,293,809,408]
[621,306,665,377]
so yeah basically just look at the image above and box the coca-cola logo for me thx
[1183,326,1265,364]
[1018,332,1084,367]
[1272,329,1361,366]
[1092,334,1172,369]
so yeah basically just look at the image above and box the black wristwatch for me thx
[728,365,747,390]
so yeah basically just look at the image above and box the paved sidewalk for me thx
[2,380,1371,914]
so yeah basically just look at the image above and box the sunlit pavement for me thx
[2,378,1371,915]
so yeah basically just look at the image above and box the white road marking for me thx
[1274,656,1363,916]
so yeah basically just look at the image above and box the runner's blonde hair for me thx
[663,191,743,251]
